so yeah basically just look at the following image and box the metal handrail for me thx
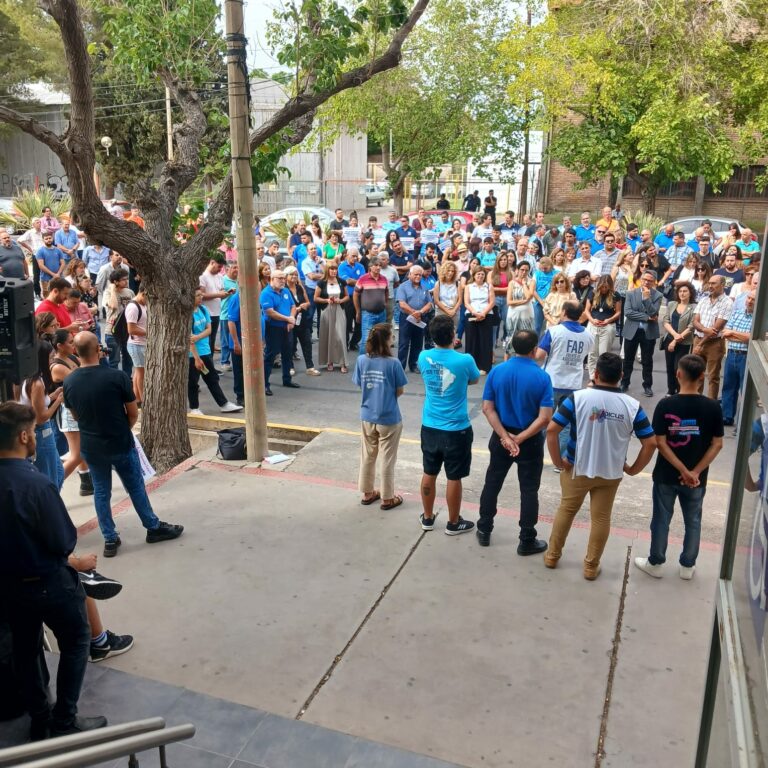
[0,718,166,766]
[1,724,195,768]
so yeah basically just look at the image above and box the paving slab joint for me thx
[295,530,428,720]
[595,545,632,767]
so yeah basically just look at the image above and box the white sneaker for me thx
[219,363,232,371]
[679,565,695,580]
[552,466,562,474]
[220,402,243,413]
[188,408,204,416]
[634,557,664,578]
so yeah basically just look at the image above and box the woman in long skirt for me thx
[463,268,494,374]
[314,262,350,373]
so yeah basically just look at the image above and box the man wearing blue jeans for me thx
[354,255,389,347]
[396,265,432,372]
[635,354,723,580]
[64,332,184,558]
[720,291,755,426]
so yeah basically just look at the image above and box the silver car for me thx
[668,216,748,243]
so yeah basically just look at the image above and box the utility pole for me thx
[224,0,269,461]
[165,87,174,161]
[518,4,532,221]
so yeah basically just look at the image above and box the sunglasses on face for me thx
[696,267,707,272]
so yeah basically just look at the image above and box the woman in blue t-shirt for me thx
[352,324,408,510]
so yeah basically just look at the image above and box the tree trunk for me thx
[392,174,407,216]
[640,184,657,215]
[140,263,199,473]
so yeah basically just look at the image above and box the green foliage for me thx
[250,134,291,194]
[623,209,665,237]
[0,188,72,230]
[502,0,765,210]
[266,0,408,94]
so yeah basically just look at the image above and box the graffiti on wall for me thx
[0,172,70,198]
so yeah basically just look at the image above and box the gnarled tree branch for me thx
[0,105,69,157]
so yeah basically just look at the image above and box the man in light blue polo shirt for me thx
[476,329,554,550]
[301,243,324,335]
[396,264,432,372]
[418,314,480,536]
[54,220,80,262]
[574,211,596,243]
[261,270,300,396]
[338,246,366,351]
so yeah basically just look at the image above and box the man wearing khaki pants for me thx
[692,274,732,399]
[544,353,657,579]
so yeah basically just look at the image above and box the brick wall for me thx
[545,161,610,215]
[621,196,768,226]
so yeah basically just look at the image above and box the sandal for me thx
[361,492,381,506]
[380,495,404,510]
[340,366,348,374]
[327,364,334,372]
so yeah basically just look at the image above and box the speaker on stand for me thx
[0,278,38,402]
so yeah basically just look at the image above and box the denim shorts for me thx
[420,425,473,480]
[127,342,146,367]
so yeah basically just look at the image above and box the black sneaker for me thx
[517,538,548,556]
[445,517,475,536]
[643,386,653,397]
[89,631,134,663]
[146,521,184,544]
[420,513,437,531]
[78,570,123,600]
[103,537,121,558]
[476,529,491,547]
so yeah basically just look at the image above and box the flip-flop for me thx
[361,492,381,506]
[381,495,404,510]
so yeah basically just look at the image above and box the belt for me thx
[730,349,748,355]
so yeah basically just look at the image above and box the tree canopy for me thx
[502,0,768,211]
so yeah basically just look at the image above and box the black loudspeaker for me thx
[0,278,38,384]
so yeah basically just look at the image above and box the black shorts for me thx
[421,425,473,481]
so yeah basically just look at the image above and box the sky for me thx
[242,0,283,72]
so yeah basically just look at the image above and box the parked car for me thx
[668,217,750,244]
[407,210,475,229]
[360,185,385,207]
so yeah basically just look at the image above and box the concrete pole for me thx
[224,0,269,461]
[165,87,174,162]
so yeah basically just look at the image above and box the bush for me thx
[0,188,73,232]
[624,209,666,237]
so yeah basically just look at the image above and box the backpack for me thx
[112,300,141,345]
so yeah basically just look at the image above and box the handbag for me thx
[659,334,671,352]
[487,304,502,327]
[216,427,247,460]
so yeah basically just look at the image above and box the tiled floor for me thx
[0,654,466,768]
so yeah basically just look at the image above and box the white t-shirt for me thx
[380,265,399,298]
[199,270,224,317]
[544,323,594,390]
[18,228,44,254]
[125,301,147,346]
[567,257,601,279]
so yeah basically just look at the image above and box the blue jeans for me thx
[105,333,133,377]
[553,389,573,458]
[457,305,467,341]
[533,302,545,337]
[34,422,64,491]
[721,351,747,422]
[649,482,705,567]
[361,309,387,347]
[494,296,507,343]
[220,320,232,366]
[398,318,424,371]
[81,447,160,543]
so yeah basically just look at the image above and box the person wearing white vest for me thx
[544,353,657,580]
[536,301,594,466]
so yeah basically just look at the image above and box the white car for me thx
[668,216,748,243]
[0,198,17,234]
[259,206,336,250]
[360,185,385,207]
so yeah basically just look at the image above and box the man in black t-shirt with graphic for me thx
[635,354,724,580]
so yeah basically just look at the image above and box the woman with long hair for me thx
[463,267,494,373]
[35,311,59,340]
[352,324,407,510]
[630,255,652,290]
[611,251,633,344]
[314,261,350,373]
[661,282,697,395]
[490,251,514,343]
[505,261,535,347]
[64,258,87,286]
[550,248,567,272]
[258,261,271,289]
[49,330,93,493]
[716,222,740,252]
[310,220,324,248]
[542,273,576,330]
[433,260,461,328]
[693,261,712,296]
[18,341,64,489]
[672,252,699,287]
[585,275,622,380]
[572,269,594,324]
[384,230,400,257]
[456,255,482,347]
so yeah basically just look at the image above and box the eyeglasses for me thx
[596,230,607,234]
[696,267,707,272]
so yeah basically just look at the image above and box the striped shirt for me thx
[725,308,754,351]
[694,294,732,337]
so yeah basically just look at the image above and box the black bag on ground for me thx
[217,427,246,460]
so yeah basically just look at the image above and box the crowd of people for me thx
[0,197,760,744]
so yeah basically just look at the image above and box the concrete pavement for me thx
[58,441,718,767]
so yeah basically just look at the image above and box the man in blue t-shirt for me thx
[417,314,480,536]
[574,212,596,243]
[261,270,300,396]
[476,330,554,550]
[338,247,366,351]
[36,232,66,295]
